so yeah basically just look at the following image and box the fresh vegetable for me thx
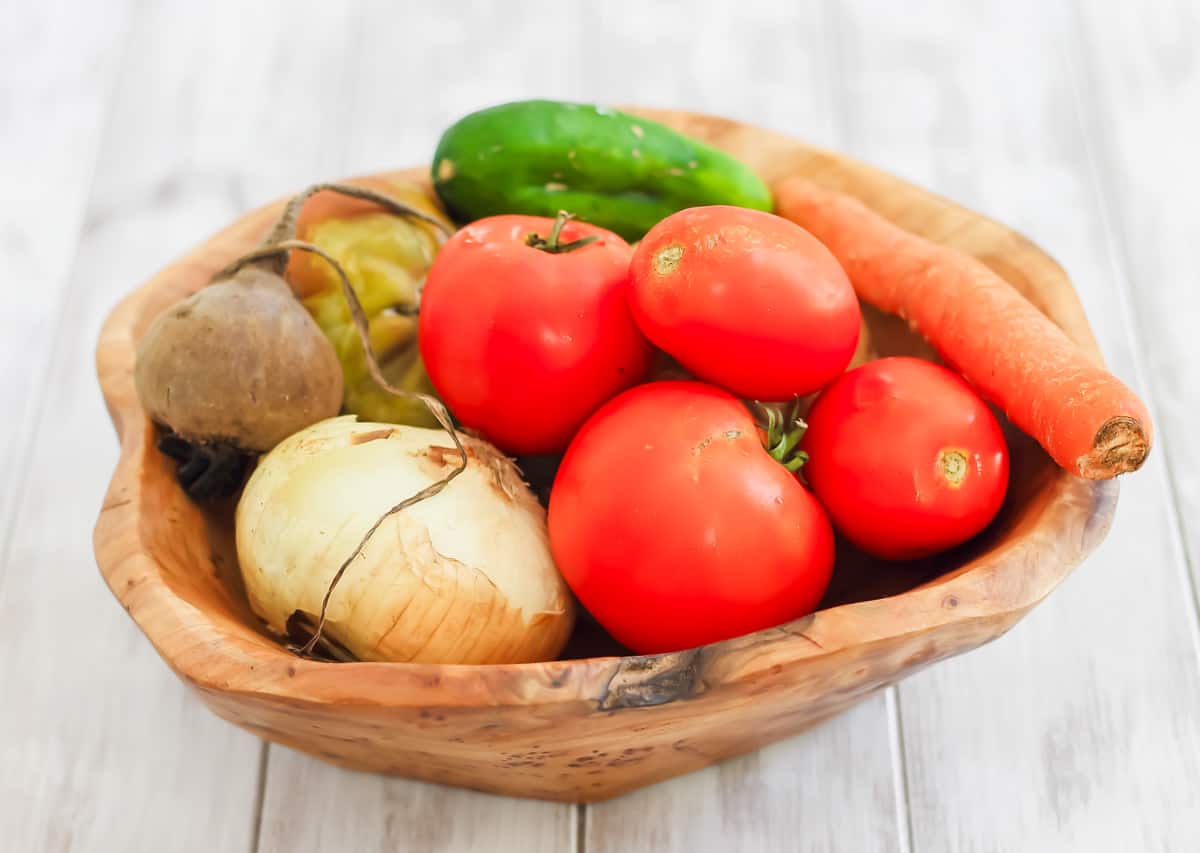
[287,178,453,428]
[548,381,834,654]
[801,357,1009,561]
[236,415,574,664]
[629,205,861,400]
[136,181,455,501]
[431,100,773,241]
[774,178,1152,479]
[419,212,653,455]
[135,264,343,456]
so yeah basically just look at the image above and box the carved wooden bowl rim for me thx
[93,108,1117,715]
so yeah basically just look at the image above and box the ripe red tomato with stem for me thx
[419,212,652,455]
[801,357,1009,561]
[548,381,835,655]
[629,205,861,401]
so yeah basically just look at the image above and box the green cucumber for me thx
[431,100,772,241]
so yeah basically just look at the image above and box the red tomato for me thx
[548,381,835,654]
[629,205,860,400]
[801,357,1009,560]
[419,214,652,454]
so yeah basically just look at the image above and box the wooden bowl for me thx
[93,109,1117,802]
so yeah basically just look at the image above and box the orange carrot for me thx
[774,177,1151,479]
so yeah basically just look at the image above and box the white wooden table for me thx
[3,1,1198,850]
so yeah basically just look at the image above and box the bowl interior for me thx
[135,299,1057,662]
[109,108,1098,673]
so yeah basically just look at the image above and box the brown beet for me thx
[134,264,343,453]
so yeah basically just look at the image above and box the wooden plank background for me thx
[1,1,1196,850]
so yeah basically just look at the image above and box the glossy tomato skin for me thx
[629,205,860,400]
[548,381,835,654]
[419,215,652,455]
[801,357,1009,561]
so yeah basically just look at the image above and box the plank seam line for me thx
[820,0,855,161]
[334,1,367,176]
[0,0,139,603]
[248,4,367,841]
[1066,0,1200,668]
[887,686,916,853]
[248,742,268,853]
[824,7,915,849]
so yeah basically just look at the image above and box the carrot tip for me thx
[1076,416,1151,479]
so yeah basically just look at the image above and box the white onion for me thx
[235,415,574,663]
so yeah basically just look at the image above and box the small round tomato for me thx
[548,381,834,654]
[629,205,860,400]
[801,357,1009,560]
[419,214,652,454]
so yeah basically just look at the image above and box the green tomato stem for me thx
[758,399,809,472]
[774,425,806,460]
[526,210,600,254]
[783,451,810,473]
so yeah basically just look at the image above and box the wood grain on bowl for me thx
[93,109,1117,802]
